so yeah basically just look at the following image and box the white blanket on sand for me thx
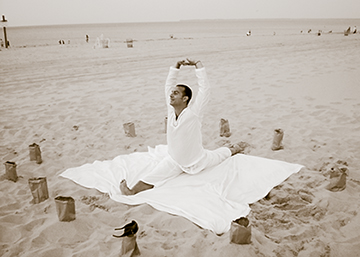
[60,145,303,234]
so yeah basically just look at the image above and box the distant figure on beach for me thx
[353,26,357,34]
[120,59,244,195]
[94,34,110,48]
[86,34,89,42]
[246,30,251,36]
[308,29,312,33]
[344,27,351,36]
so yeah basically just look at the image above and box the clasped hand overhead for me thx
[175,59,203,69]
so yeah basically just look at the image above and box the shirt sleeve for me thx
[165,67,179,111]
[190,67,210,118]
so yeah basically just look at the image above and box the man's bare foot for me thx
[229,142,250,155]
[120,179,135,195]
[229,144,242,155]
[120,179,154,195]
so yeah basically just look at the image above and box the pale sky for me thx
[1,0,359,27]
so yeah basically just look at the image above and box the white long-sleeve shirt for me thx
[165,66,210,168]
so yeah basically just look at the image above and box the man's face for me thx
[170,86,187,107]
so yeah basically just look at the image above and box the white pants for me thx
[141,147,231,187]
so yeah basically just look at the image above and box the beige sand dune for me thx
[1,33,360,256]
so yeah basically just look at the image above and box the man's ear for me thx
[182,96,189,103]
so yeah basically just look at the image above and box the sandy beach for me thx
[1,29,360,256]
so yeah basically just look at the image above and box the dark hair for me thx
[176,84,192,105]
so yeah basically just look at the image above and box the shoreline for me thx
[2,18,358,48]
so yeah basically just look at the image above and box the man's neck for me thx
[174,105,187,120]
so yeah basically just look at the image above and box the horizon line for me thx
[6,17,360,28]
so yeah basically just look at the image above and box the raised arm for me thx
[165,61,182,108]
[186,59,210,118]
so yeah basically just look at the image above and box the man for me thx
[120,59,242,195]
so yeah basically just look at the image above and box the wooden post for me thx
[1,15,8,48]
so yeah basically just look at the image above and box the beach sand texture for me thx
[1,25,360,256]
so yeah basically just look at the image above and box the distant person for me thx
[246,30,251,36]
[120,59,244,195]
[86,34,89,42]
[344,27,351,36]
[353,26,357,34]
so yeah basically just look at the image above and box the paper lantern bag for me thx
[28,177,49,204]
[230,220,251,244]
[123,122,136,137]
[55,196,76,222]
[271,128,284,150]
[121,235,141,256]
[29,143,42,164]
[4,161,18,182]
